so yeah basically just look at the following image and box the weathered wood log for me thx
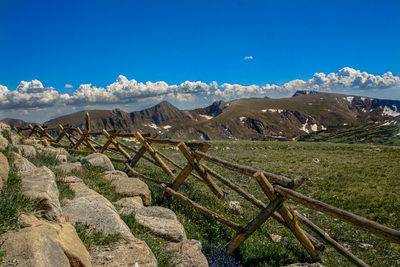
[160,184,242,231]
[127,146,147,168]
[167,144,210,198]
[178,143,225,200]
[146,138,204,148]
[28,124,40,137]
[155,149,204,182]
[37,125,55,141]
[274,185,400,244]
[58,124,76,146]
[295,212,370,267]
[76,128,96,152]
[85,112,91,133]
[225,195,284,254]
[102,130,131,160]
[135,132,175,177]
[203,164,265,207]
[118,141,160,167]
[254,172,320,261]
[124,163,169,184]
[193,151,294,188]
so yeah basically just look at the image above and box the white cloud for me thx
[64,84,73,89]
[244,56,254,60]
[0,67,399,111]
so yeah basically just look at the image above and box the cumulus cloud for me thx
[244,56,254,60]
[0,67,399,110]
[64,84,73,89]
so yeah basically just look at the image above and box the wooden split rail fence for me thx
[12,114,400,267]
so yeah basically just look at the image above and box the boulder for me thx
[90,237,157,267]
[0,122,11,133]
[104,170,128,180]
[56,154,68,163]
[135,206,186,242]
[113,197,144,215]
[62,177,133,239]
[0,134,8,150]
[16,144,37,157]
[23,137,42,147]
[112,177,152,206]
[83,153,114,171]
[55,162,83,173]
[165,240,209,267]
[11,152,37,175]
[0,152,9,189]
[9,132,21,145]
[19,166,62,221]
[1,214,91,267]
[41,147,69,158]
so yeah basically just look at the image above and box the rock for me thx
[11,152,37,175]
[56,154,68,163]
[83,153,114,171]
[90,237,157,267]
[19,166,62,221]
[62,177,133,239]
[270,233,282,243]
[104,170,128,180]
[108,176,152,206]
[9,132,21,145]
[23,137,42,147]
[16,144,37,157]
[0,152,9,189]
[1,214,91,267]
[55,162,83,173]
[0,122,11,133]
[114,197,144,215]
[0,134,8,150]
[41,147,69,158]
[135,206,186,242]
[165,240,208,267]
[312,158,320,164]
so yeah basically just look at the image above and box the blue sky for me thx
[0,0,399,122]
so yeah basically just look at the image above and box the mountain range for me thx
[2,91,400,144]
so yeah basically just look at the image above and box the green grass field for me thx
[120,139,400,266]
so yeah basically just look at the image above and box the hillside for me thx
[16,91,400,143]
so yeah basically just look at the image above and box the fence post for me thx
[134,132,175,177]
[178,142,225,200]
[254,172,320,261]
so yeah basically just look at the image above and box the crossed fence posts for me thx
[12,113,400,267]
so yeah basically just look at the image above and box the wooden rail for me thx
[12,116,400,266]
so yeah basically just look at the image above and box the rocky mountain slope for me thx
[5,91,400,142]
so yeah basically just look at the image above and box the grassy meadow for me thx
[116,139,400,266]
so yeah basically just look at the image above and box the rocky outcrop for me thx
[55,162,82,173]
[1,214,91,267]
[16,144,37,157]
[135,206,186,242]
[165,240,209,267]
[0,152,9,189]
[83,153,114,171]
[11,152,37,175]
[113,197,144,215]
[62,176,133,239]
[19,166,62,221]
[107,175,152,206]
[90,237,157,267]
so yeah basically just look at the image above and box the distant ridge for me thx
[5,92,400,143]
